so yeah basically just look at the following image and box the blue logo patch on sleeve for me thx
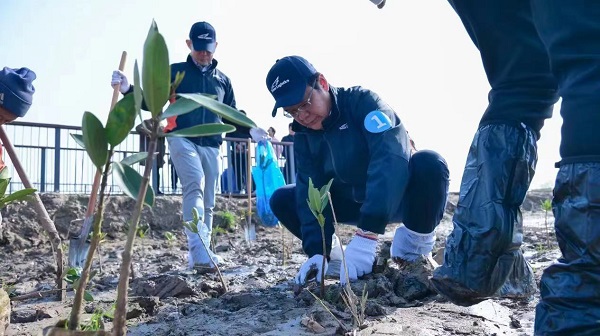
[364,110,392,133]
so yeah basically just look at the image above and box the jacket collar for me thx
[186,55,218,72]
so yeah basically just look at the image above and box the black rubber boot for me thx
[430,122,537,306]
[534,161,600,335]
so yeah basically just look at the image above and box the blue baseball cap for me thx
[189,21,217,53]
[0,67,36,118]
[266,56,317,117]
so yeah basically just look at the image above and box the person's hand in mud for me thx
[295,254,328,290]
[340,230,378,285]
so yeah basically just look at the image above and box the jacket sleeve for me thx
[354,90,412,234]
[294,134,334,257]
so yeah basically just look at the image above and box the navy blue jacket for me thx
[166,56,236,147]
[293,85,412,257]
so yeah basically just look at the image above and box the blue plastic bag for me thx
[252,140,286,227]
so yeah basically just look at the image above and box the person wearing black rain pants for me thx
[428,1,600,335]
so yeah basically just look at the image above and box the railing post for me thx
[40,148,46,192]
[54,127,61,192]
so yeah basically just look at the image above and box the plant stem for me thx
[320,224,326,298]
[306,288,348,332]
[112,122,159,336]
[195,230,228,292]
[68,149,114,330]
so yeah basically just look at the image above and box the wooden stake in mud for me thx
[0,127,65,301]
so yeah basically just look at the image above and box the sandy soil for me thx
[0,190,558,336]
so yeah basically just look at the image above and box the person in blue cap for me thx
[111,21,237,272]
[0,67,36,170]
[265,55,450,290]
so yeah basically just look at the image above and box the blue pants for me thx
[270,150,449,239]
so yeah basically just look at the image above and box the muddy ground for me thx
[0,190,559,336]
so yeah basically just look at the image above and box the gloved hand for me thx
[340,233,378,285]
[111,70,130,94]
[249,127,269,142]
[391,224,435,262]
[295,254,328,285]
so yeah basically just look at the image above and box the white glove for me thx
[249,127,269,142]
[296,254,328,285]
[340,234,378,285]
[391,224,435,262]
[111,70,130,94]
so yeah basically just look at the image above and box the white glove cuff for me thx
[391,224,435,261]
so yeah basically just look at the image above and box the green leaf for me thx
[120,152,148,166]
[133,60,143,124]
[105,93,137,147]
[162,97,202,120]
[172,71,185,92]
[192,207,199,224]
[183,221,198,233]
[112,162,155,207]
[319,179,334,213]
[142,20,170,117]
[82,112,109,169]
[174,93,257,129]
[164,123,235,138]
[0,188,36,207]
[307,199,319,220]
[307,178,322,215]
[83,290,94,302]
[70,133,85,149]
[0,178,10,197]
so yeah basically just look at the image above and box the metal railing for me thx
[1,121,295,195]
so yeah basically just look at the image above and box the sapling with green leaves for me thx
[109,21,255,336]
[183,208,228,292]
[541,199,553,249]
[63,19,255,334]
[164,231,176,248]
[306,177,334,298]
[0,167,36,209]
[303,183,369,333]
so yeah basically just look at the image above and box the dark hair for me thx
[288,123,293,128]
[268,127,276,135]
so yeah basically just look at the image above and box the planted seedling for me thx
[65,20,255,335]
[541,199,553,249]
[164,231,176,248]
[305,177,334,298]
[183,208,228,292]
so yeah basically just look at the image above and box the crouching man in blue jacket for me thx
[265,56,450,287]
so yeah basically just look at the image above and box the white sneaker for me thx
[187,243,223,269]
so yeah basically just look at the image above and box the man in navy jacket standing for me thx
[112,21,236,271]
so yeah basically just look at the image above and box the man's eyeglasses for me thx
[283,80,317,118]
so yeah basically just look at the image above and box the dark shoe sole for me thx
[429,276,491,307]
